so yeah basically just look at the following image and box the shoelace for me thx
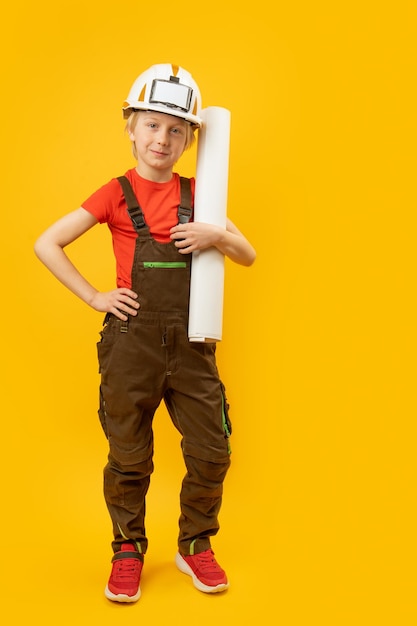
[193,550,221,573]
[114,558,141,581]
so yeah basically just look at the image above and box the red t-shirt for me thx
[82,168,195,288]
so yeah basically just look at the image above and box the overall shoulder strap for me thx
[178,176,193,224]
[117,175,146,231]
[117,174,193,230]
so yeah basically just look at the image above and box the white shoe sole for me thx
[175,552,229,593]
[104,584,141,603]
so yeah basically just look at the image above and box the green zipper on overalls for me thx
[143,261,187,269]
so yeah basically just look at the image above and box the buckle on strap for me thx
[178,176,193,224]
[128,207,146,230]
[117,175,147,232]
[177,205,192,224]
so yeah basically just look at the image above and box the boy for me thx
[34,63,256,603]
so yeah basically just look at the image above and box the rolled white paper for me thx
[188,106,231,342]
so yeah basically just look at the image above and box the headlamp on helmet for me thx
[149,77,193,113]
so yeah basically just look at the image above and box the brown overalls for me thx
[97,176,231,556]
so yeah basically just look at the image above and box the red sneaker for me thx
[105,543,143,603]
[175,549,229,593]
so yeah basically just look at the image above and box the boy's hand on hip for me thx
[90,289,140,321]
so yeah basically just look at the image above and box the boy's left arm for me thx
[170,219,256,266]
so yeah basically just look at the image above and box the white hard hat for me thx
[122,63,202,127]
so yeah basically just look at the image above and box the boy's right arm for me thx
[34,208,139,321]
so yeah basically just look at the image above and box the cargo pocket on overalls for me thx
[220,382,232,454]
[97,314,115,437]
[97,313,113,373]
[98,385,108,437]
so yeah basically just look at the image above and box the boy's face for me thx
[129,111,188,180]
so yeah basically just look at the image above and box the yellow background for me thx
[1,1,416,624]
